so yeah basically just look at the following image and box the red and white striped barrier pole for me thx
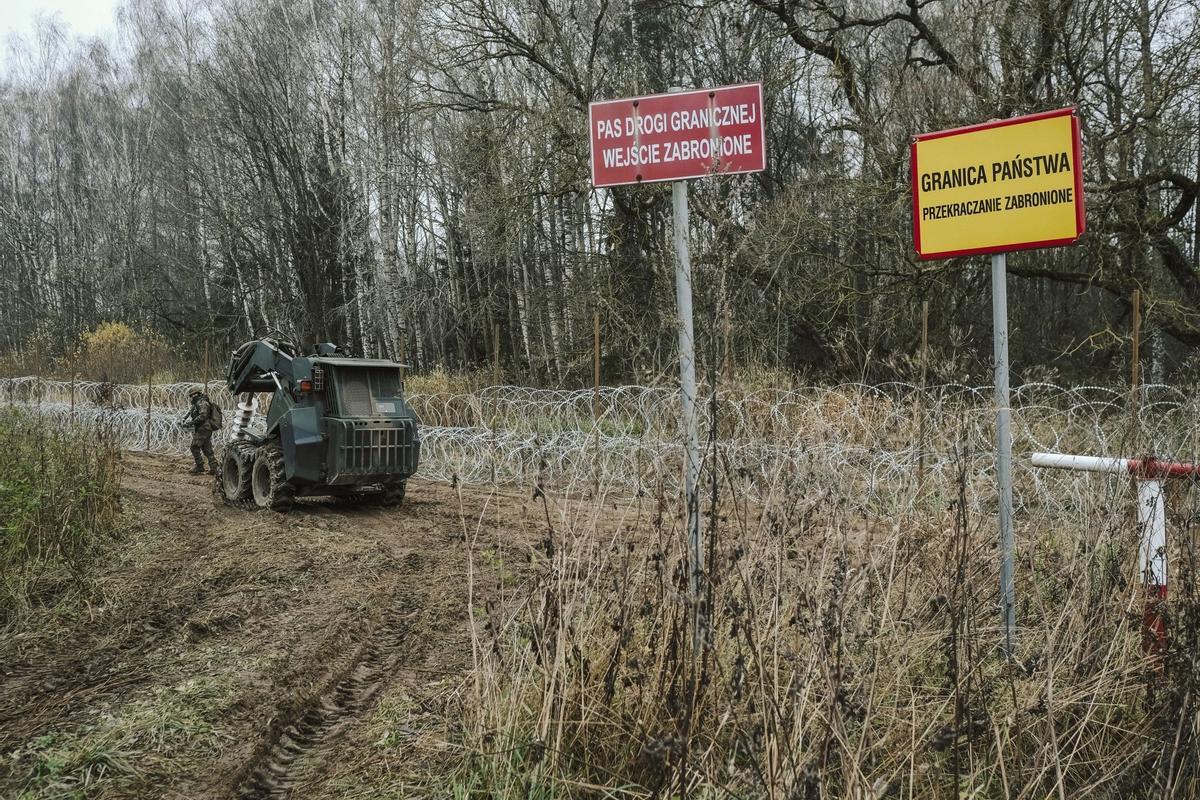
[1031,452,1199,652]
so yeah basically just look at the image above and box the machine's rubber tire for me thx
[216,441,255,503]
[251,444,295,513]
[380,480,406,508]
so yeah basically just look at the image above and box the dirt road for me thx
[0,452,544,798]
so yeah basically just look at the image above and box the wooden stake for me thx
[917,301,929,493]
[722,296,734,380]
[491,322,501,483]
[1131,288,1142,438]
[592,309,601,495]
[920,300,929,387]
[398,331,407,382]
[146,374,153,450]
[493,322,501,386]
[593,309,601,421]
[203,339,210,395]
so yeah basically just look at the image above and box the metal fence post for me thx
[992,253,1016,652]
[672,170,702,654]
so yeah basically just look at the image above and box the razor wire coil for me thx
[2,377,1193,516]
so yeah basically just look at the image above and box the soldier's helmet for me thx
[189,388,202,398]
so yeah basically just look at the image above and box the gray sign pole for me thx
[672,178,702,637]
[667,86,702,657]
[992,252,1016,652]
[667,157,702,672]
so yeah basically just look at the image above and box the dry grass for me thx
[3,373,1198,796]
[406,367,494,397]
[0,408,122,625]
[445,444,1200,797]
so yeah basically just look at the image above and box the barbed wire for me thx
[1,376,1193,517]
[2,376,1193,454]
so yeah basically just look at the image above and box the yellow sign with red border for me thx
[912,108,1085,260]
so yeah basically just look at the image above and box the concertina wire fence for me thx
[2,376,1198,516]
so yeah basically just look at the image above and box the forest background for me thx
[0,0,1196,388]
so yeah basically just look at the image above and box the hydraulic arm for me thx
[226,336,300,395]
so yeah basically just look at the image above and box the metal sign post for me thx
[588,82,768,663]
[665,84,703,660]
[672,170,702,648]
[912,108,1086,652]
[992,253,1016,651]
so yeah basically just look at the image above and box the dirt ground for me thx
[0,452,555,799]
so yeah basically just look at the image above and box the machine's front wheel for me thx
[251,444,295,512]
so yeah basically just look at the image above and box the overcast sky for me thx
[2,0,120,72]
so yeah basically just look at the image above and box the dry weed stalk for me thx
[450,409,1200,798]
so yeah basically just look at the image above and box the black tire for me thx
[251,444,295,513]
[380,481,406,507]
[217,441,255,503]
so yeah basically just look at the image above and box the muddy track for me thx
[1,453,529,798]
[0,538,219,751]
[233,555,426,798]
[0,592,201,747]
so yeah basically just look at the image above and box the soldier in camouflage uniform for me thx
[185,388,220,474]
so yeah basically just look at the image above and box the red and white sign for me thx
[588,83,766,188]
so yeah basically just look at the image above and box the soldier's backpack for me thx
[206,400,224,429]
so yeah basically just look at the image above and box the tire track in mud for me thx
[0,556,217,751]
[234,553,426,799]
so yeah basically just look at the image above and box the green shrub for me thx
[0,409,121,624]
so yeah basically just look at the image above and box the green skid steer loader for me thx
[216,335,420,512]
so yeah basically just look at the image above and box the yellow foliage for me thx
[80,321,138,352]
[73,322,173,384]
